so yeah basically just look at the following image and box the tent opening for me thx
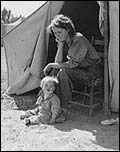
[47,1,103,64]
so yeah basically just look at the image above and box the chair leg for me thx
[82,85,87,104]
[89,80,94,116]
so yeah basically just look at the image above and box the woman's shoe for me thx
[101,117,119,126]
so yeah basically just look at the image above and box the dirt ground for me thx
[1,47,119,151]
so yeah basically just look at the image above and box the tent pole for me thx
[103,1,109,116]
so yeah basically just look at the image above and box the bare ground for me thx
[1,47,119,151]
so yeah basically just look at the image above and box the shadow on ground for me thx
[54,105,119,151]
[2,88,39,111]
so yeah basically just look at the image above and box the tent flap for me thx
[108,1,119,112]
[3,1,64,95]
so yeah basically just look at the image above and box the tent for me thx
[1,20,5,46]
[1,17,23,46]
[3,1,119,113]
[4,17,23,33]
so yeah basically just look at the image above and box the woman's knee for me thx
[57,68,71,79]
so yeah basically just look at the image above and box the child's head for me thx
[40,76,58,95]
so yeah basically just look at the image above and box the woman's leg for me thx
[56,64,102,109]
[57,68,73,108]
[56,67,92,109]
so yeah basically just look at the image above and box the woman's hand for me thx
[43,63,61,76]
[56,38,64,48]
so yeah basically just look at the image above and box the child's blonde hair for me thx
[40,76,59,89]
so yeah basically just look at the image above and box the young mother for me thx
[43,14,101,109]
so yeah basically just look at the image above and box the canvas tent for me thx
[1,17,22,46]
[1,20,5,46]
[108,1,119,112]
[4,17,23,33]
[3,1,119,113]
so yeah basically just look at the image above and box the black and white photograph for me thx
[1,1,119,151]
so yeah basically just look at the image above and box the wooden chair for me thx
[69,36,104,116]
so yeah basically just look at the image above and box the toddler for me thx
[20,76,61,126]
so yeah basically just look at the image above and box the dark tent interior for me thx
[47,1,103,64]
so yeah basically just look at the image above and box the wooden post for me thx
[103,1,109,116]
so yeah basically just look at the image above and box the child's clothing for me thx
[21,92,61,125]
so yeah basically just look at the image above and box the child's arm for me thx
[36,89,44,105]
[36,96,43,105]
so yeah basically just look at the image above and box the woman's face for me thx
[52,27,69,42]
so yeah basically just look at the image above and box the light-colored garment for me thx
[24,93,61,124]
[55,32,100,68]
[55,32,102,108]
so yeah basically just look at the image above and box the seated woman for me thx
[43,14,102,109]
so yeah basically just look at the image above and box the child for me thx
[20,76,62,126]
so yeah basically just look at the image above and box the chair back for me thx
[91,36,104,59]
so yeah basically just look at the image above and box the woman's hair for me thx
[40,76,59,89]
[47,14,76,38]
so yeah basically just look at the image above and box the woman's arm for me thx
[43,40,64,75]
[43,63,62,76]
[59,36,88,68]
[55,39,64,63]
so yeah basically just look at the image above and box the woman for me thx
[43,14,102,109]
